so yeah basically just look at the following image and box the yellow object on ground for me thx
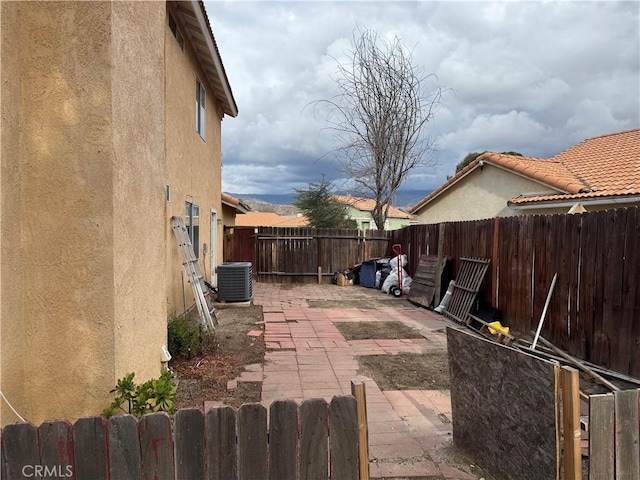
[487,321,509,335]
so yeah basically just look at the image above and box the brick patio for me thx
[233,282,486,480]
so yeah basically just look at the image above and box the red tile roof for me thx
[235,212,308,227]
[333,194,410,218]
[410,128,640,212]
[221,193,250,213]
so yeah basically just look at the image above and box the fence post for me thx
[351,380,370,480]
[561,366,581,480]
[435,223,445,303]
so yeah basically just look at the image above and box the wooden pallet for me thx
[443,257,490,325]
[407,254,448,308]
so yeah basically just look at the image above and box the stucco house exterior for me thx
[334,194,412,231]
[0,1,237,425]
[410,129,640,224]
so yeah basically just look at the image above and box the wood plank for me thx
[206,406,237,480]
[329,396,359,480]
[299,398,328,480]
[589,393,614,480]
[73,416,109,480]
[174,409,205,480]
[139,412,174,480]
[2,423,39,479]
[351,380,370,480]
[237,403,268,480]
[268,400,298,480]
[108,415,141,480]
[38,420,74,478]
[614,389,640,479]
[561,366,582,480]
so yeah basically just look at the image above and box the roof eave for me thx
[508,194,640,209]
[175,1,238,118]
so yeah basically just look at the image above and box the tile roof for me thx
[409,128,640,212]
[235,212,308,227]
[221,193,250,213]
[333,194,410,218]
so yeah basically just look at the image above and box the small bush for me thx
[102,369,177,418]
[167,312,203,359]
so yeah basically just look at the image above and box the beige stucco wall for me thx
[414,165,558,224]
[164,3,224,312]
[111,2,167,388]
[0,1,167,425]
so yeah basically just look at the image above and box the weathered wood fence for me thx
[224,227,390,283]
[589,389,640,479]
[390,207,640,378]
[1,397,360,480]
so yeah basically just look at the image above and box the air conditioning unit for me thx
[217,262,253,302]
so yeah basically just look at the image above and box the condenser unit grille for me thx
[217,262,252,302]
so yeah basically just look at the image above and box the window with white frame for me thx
[185,201,200,258]
[196,78,206,139]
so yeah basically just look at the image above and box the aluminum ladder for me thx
[170,216,216,330]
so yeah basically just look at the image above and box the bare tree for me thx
[317,27,444,229]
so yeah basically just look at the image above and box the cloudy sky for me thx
[205,1,640,199]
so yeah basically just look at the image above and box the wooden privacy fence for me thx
[1,397,361,480]
[224,227,390,284]
[390,207,640,378]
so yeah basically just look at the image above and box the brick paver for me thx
[228,283,488,479]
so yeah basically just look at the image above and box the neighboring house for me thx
[333,195,412,230]
[0,1,237,425]
[410,129,640,224]
[222,193,251,227]
[235,211,309,227]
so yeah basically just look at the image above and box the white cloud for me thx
[207,0,640,197]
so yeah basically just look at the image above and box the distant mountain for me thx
[228,189,432,211]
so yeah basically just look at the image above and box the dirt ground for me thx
[335,320,450,391]
[171,300,451,409]
[336,320,424,340]
[171,305,265,409]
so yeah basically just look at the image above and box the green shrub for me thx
[102,369,177,418]
[167,312,203,359]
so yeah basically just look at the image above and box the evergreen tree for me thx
[293,178,357,228]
